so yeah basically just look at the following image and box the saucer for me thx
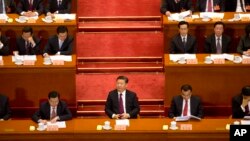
[204,60,213,64]
[42,18,53,23]
[43,62,52,65]
[15,62,23,65]
[202,18,210,22]
[15,18,26,23]
[233,60,242,64]
[102,126,112,130]
[178,61,186,64]
[169,126,178,130]
[37,127,46,131]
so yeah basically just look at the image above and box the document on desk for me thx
[169,54,196,62]
[168,10,191,21]
[241,120,250,125]
[0,14,8,20]
[50,55,72,62]
[47,121,66,128]
[0,56,2,60]
[242,55,250,59]
[23,55,37,61]
[54,14,76,20]
[116,119,130,126]
[175,115,201,122]
[200,12,224,19]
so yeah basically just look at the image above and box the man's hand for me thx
[119,113,130,119]
[50,116,59,123]
[165,11,171,16]
[214,5,221,11]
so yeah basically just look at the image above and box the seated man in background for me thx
[205,21,231,53]
[196,0,225,12]
[168,84,204,118]
[170,21,197,54]
[16,0,43,16]
[16,26,40,55]
[0,0,16,14]
[232,86,250,118]
[237,24,250,55]
[105,76,140,119]
[0,28,9,56]
[45,0,72,16]
[43,26,74,56]
[160,0,193,16]
[32,91,72,123]
[0,94,11,120]
[225,0,250,12]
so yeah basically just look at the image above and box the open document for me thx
[175,115,201,122]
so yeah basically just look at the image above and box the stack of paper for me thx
[175,115,201,122]
[54,14,76,20]
[200,12,224,19]
[168,10,191,21]
[169,54,196,62]
[115,119,130,126]
[50,55,72,62]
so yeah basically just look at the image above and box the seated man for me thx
[160,0,193,16]
[0,0,16,14]
[232,86,250,118]
[105,76,140,119]
[45,0,72,16]
[16,0,43,17]
[205,21,231,53]
[196,0,225,12]
[16,26,40,55]
[32,91,72,123]
[225,0,250,12]
[237,24,250,55]
[170,21,197,54]
[0,94,11,120]
[43,26,74,56]
[168,84,204,118]
[0,28,9,56]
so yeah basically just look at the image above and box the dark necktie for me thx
[182,37,186,48]
[216,37,222,54]
[25,41,30,55]
[119,94,124,114]
[51,107,57,119]
[240,0,246,12]
[29,0,33,11]
[183,100,188,116]
[207,0,213,12]
[245,105,250,116]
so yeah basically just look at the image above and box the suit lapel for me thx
[177,35,185,53]
[56,37,60,51]
[212,35,216,53]
[177,96,183,115]
[221,35,226,52]
[114,91,119,114]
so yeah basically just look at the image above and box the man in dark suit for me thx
[232,86,250,118]
[196,0,225,12]
[16,26,40,55]
[170,21,197,54]
[160,0,193,16]
[205,22,231,53]
[32,91,72,123]
[225,0,250,12]
[0,28,9,56]
[0,94,11,120]
[45,0,72,16]
[168,84,203,118]
[237,24,250,55]
[43,26,74,56]
[0,0,16,13]
[16,0,43,16]
[105,76,140,119]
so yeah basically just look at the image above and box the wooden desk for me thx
[163,12,249,53]
[164,54,250,116]
[0,14,77,53]
[0,55,76,117]
[0,118,235,141]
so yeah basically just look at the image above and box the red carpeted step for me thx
[78,21,162,32]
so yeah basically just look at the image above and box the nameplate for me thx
[180,124,192,130]
[241,17,250,21]
[114,125,126,131]
[54,19,64,23]
[213,59,225,64]
[52,60,64,65]
[27,19,36,23]
[186,59,198,64]
[23,60,35,66]
[0,60,3,65]
[212,18,221,22]
[242,58,250,64]
[0,19,6,23]
[184,17,193,22]
[230,125,250,141]
[46,125,59,131]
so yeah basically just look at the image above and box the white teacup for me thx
[205,56,212,62]
[104,121,110,128]
[45,16,52,21]
[44,57,51,64]
[19,16,26,21]
[170,121,177,128]
[234,14,240,20]
[179,57,185,62]
[38,122,45,129]
[15,59,22,64]
[234,56,241,62]
[13,51,19,56]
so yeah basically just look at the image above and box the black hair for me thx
[57,26,68,34]
[241,86,250,96]
[22,26,33,34]
[181,84,192,91]
[48,91,60,99]
[178,21,189,28]
[214,21,225,28]
[116,76,129,83]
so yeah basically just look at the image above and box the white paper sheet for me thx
[242,55,250,59]
[239,14,250,19]
[0,56,2,60]
[175,115,201,122]
[50,55,72,62]
[168,10,191,21]
[0,14,8,20]
[241,120,250,125]
[200,12,224,19]
[169,54,196,62]
[23,55,37,61]
[115,119,130,126]
[47,121,66,128]
[54,14,76,20]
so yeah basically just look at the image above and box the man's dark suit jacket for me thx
[0,94,11,120]
[105,89,140,119]
[2,0,16,13]
[237,35,250,54]
[44,35,74,55]
[16,36,40,55]
[204,34,231,53]
[16,0,44,15]
[160,0,193,14]
[232,95,249,118]
[225,0,250,12]
[0,35,9,56]
[45,0,72,14]
[196,0,225,12]
[168,95,203,118]
[170,34,197,54]
[32,100,72,123]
